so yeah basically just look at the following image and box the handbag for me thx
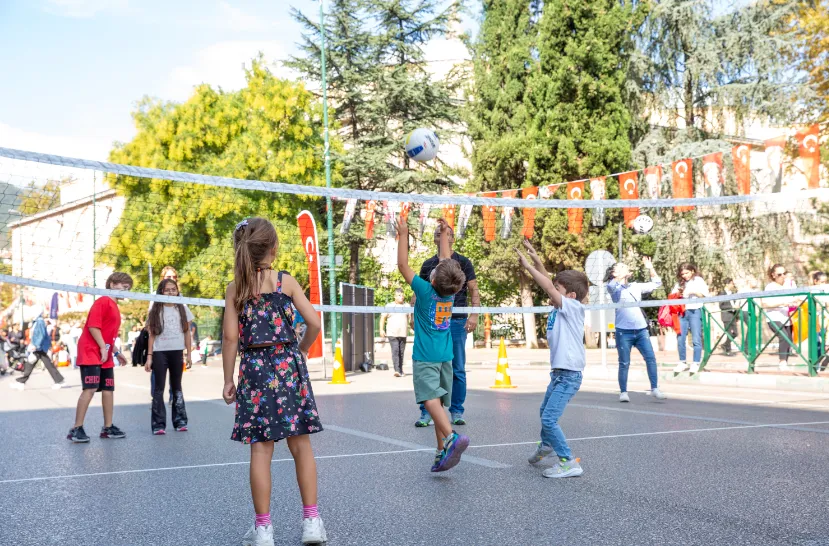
[657,305,673,328]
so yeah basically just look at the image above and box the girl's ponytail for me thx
[233,218,278,313]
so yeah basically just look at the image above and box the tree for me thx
[18,179,62,216]
[102,59,333,299]
[791,0,829,123]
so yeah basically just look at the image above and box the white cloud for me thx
[164,40,296,101]
[422,36,470,80]
[42,0,131,18]
[0,122,113,160]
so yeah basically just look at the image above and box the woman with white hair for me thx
[9,307,65,390]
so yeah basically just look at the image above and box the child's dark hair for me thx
[105,272,133,290]
[432,259,466,297]
[146,279,189,336]
[233,217,278,313]
[555,270,589,302]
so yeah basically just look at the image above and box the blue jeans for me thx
[616,327,658,391]
[679,308,702,363]
[539,369,582,460]
[420,318,467,416]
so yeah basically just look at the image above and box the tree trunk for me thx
[520,271,538,349]
[349,240,359,284]
[584,324,598,349]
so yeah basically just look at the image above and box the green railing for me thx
[702,291,828,376]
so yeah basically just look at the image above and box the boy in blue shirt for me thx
[517,241,589,478]
[396,217,468,472]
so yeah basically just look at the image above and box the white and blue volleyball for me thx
[405,128,440,162]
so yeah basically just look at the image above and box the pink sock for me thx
[254,513,271,528]
[302,505,319,519]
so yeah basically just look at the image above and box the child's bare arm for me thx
[516,248,563,308]
[437,218,451,260]
[394,219,416,284]
[522,239,546,273]
[222,283,239,391]
[281,274,322,355]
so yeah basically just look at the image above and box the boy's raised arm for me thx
[437,218,451,261]
[516,248,563,308]
[394,219,415,284]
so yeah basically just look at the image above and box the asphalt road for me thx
[2,365,829,545]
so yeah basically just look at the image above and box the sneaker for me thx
[451,413,467,426]
[9,381,24,391]
[152,429,166,435]
[434,431,470,472]
[647,388,667,400]
[67,426,90,443]
[301,516,327,544]
[430,449,443,472]
[528,442,554,465]
[673,362,689,373]
[241,524,274,546]
[619,392,630,403]
[689,362,700,374]
[201,364,209,369]
[394,372,401,377]
[52,381,66,390]
[175,424,188,432]
[542,458,584,478]
[779,361,789,371]
[414,412,432,428]
[100,425,126,439]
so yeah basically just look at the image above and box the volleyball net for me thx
[1,146,828,371]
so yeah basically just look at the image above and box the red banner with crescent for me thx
[731,144,751,195]
[296,211,324,359]
[644,166,662,199]
[365,200,377,238]
[702,152,724,197]
[797,125,820,189]
[619,171,639,227]
[400,202,410,223]
[671,159,693,212]
[481,192,497,242]
[521,186,538,239]
[442,204,455,231]
[567,181,584,234]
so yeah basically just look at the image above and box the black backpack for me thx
[131,329,150,366]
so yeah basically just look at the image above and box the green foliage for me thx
[18,179,62,216]
[0,262,13,308]
[102,60,334,299]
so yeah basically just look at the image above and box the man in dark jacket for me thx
[718,279,740,356]
[10,309,65,390]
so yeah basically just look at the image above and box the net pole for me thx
[600,278,607,367]
[148,263,153,294]
[92,172,97,290]
[320,0,334,379]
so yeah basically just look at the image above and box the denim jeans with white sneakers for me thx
[539,369,582,461]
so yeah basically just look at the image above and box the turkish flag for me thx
[296,211,325,359]
[671,159,693,212]
[797,124,821,189]
[644,166,662,198]
[731,144,751,195]
[442,204,455,231]
[619,171,639,227]
[765,136,786,193]
[365,200,377,238]
[567,181,584,234]
[521,186,539,239]
[481,191,497,242]
[400,202,410,223]
[702,153,724,197]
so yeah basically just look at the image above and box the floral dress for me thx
[231,271,323,444]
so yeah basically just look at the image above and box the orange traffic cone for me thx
[328,338,350,385]
[490,338,517,389]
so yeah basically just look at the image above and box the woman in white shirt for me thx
[671,263,709,374]
[144,278,193,434]
[763,263,798,370]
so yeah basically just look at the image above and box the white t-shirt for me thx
[672,277,709,310]
[383,302,410,338]
[764,281,795,322]
[548,297,586,372]
[152,305,194,352]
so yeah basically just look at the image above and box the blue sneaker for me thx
[414,411,432,428]
[430,449,443,472]
[434,431,469,472]
[451,413,466,425]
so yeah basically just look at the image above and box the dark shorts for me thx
[80,365,115,392]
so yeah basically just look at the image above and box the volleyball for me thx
[632,214,654,234]
[404,128,440,162]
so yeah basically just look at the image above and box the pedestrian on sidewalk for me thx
[605,256,666,402]
[9,309,65,391]
[762,264,798,371]
[671,263,708,374]
[718,278,741,356]
[380,288,411,377]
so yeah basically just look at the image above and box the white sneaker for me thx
[647,388,667,400]
[673,362,689,373]
[301,517,327,544]
[779,361,788,371]
[52,381,66,390]
[241,524,274,546]
[542,458,584,478]
[689,362,700,374]
[619,392,630,403]
[9,381,24,391]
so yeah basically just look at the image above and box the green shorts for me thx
[412,360,453,406]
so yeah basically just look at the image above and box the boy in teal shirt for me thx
[396,217,468,472]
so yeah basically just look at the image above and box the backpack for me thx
[657,305,673,328]
[131,329,149,366]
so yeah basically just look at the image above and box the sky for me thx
[0,0,471,162]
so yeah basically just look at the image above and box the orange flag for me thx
[521,186,539,239]
[567,181,584,234]
[731,144,751,195]
[796,124,821,189]
[442,204,455,231]
[671,159,693,212]
[644,166,662,198]
[400,202,410,223]
[702,152,724,197]
[618,171,639,227]
[365,200,377,238]
[481,191,497,242]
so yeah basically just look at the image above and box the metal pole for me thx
[618,222,623,261]
[148,263,154,294]
[92,172,97,291]
[320,0,335,379]
[599,278,607,367]
[19,229,23,330]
